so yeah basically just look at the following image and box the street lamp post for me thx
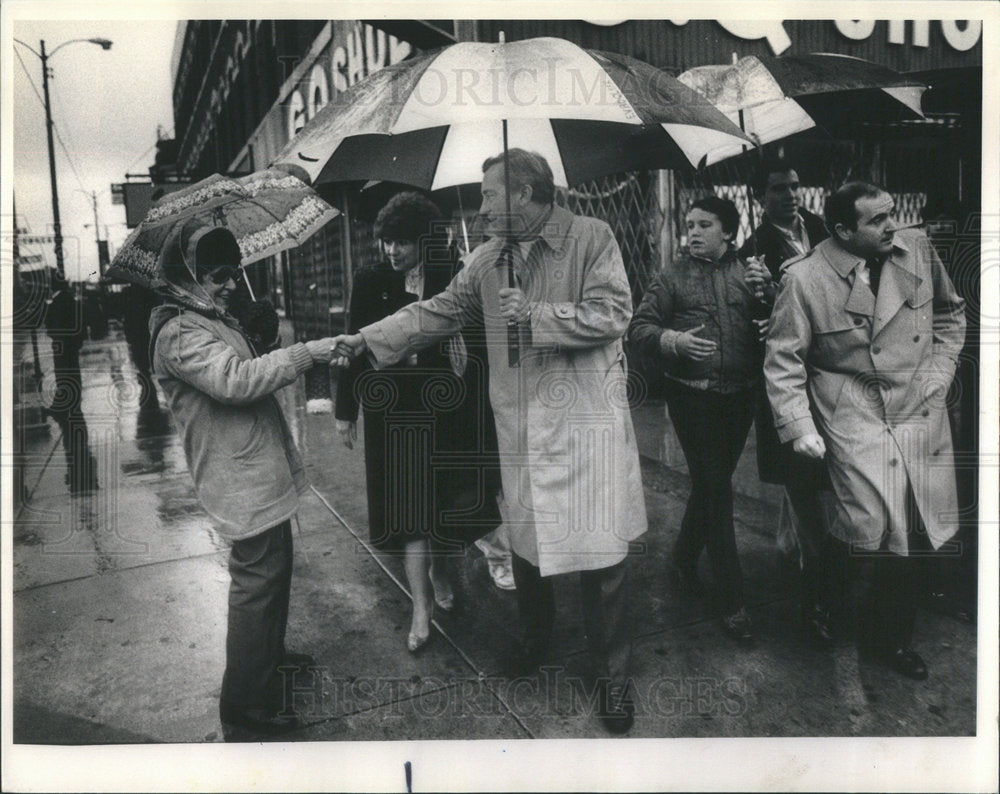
[14,37,112,277]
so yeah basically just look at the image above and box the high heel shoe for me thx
[407,630,432,654]
[407,595,434,654]
[430,577,455,612]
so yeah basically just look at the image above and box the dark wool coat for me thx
[335,252,501,552]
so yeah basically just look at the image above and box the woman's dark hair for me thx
[823,181,884,235]
[481,148,555,206]
[688,195,740,239]
[374,191,445,243]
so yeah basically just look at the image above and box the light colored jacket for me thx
[764,230,966,553]
[149,222,315,541]
[360,205,648,575]
[151,306,314,540]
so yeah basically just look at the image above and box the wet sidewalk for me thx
[10,329,978,744]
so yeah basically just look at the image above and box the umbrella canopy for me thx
[106,168,340,290]
[678,53,928,164]
[274,36,752,190]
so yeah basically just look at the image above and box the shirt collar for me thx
[524,204,572,254]
[822,232,911,278]
[763,211,805,240]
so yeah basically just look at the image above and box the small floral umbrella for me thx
[106,168,340,292]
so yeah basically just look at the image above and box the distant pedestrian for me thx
[44,271,98,493]
[765,181,966,679]
[149,222,342,738]
[738,157,833,647]
[629,195,767,645]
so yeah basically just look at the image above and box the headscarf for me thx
[157,219,241,316]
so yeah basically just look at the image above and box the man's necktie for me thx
[866,257,884,298]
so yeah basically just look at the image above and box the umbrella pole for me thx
[455,186,471,255]
[242,268,257,302]
[502,118,520,367]
[737,107,758,260]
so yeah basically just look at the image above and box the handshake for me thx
[329,333,367,367]
[304,333,367,367]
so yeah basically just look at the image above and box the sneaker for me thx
[488,560,516,590]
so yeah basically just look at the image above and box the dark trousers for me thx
[824,530,930,653]
[785,478,828,614]
[50,364,98,492]
[665,383,755,613]
[512,553,630,686]
[220,520,293,714]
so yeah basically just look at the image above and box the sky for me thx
[10,18,177,282]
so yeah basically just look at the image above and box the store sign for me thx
[287,22,412,139]
[667,18,983,56]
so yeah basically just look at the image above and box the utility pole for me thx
[14,36,113,278]
[40,40,65,276]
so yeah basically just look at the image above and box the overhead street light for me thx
[14,36,113,277]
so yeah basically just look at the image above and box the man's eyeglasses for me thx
[208,265,243,285]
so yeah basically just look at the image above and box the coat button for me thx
[913,335,920,342]
[922,409,929,417]
[872,346,881,355]
[854,317,864,326]
[890,458,898,466]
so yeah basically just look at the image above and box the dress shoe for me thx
[432,587,455,612]
[598,682,635,735]
[801,605,835,649]
[721,607,754,645]
[886,648,929,680]
[219,703,300,738]
[667,564,706,596]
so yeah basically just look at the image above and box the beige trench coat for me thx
[361,205,648,575]
[764,230,966,553]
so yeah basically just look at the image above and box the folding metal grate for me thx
[560,172,666,308]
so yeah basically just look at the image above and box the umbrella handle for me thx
[242,268,257,302]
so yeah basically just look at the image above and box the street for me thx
[11,326,977,743]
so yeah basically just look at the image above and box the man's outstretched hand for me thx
[331,333,367,367]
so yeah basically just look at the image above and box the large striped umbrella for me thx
[678,53,928,165]
[275,36,751,366]
[274,36,752,191]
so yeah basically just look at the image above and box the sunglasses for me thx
[207,265,243,285]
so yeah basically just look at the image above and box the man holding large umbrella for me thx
[333,148,647,734]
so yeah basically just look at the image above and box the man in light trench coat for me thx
[764,181,966,680]
[334,149,648,733]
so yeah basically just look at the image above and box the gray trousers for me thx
[220,520,293,713]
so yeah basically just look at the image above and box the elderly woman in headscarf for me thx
[335,191,501,653]
[149,221,340,739]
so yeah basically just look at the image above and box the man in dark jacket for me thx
[739,157,832,647]
[739,157,828,280]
